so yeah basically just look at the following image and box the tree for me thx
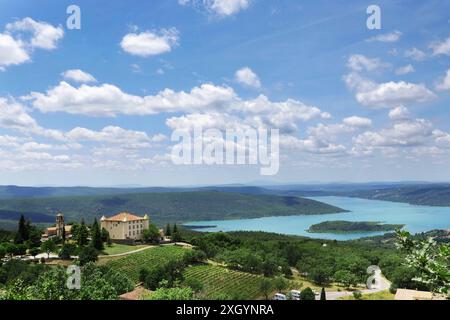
[78,246,98,265]
[320,287,326,300]
[73,220,89,246]
[261,256,279,277]
[4,243,18,257]
[14,215,29,244]
[41,239,56,259]
[59,243,77,260]
[310,266,332,286]
[172,224,182,242]
[16,244,27,256]
[29,247,40,259]
[396,230,449,295]
[184,277,203,293]
[101,228,110,244]
[300,287,315,300]
[352,290,362,300]
[102,266,134,295]
[273,276,288,293]
[165,223,172,237]
[90,219,104,251]
[334,270,358,289]
[26,226,42,248]
[259,278,273,300]
[27,267,74,300]
[143,224,161,244]
[0,245,6,260]
[61,223,66,243]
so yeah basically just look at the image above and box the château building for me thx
[100,212,149,241]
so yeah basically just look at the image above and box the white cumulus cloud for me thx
[430,37,450,56]
[62,69,97,83]
[435,69,450,91]
[395,64,415,75]
[367,30,402,43]
[120,28,179,57]
[179,0,251,17]
[235,67,261,88]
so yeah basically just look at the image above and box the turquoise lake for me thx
[184,196,450,240]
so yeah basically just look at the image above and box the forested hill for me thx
[260,183,450,207]
[339,185,450,207]
[0,191,346,229]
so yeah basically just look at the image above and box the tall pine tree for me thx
[172,223,182,242]
[165,223,172,237]
[90,218,104,250]
[14,215,30,244]
[75,219,89,246]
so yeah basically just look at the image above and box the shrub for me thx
[353,290,363,300]
[300,287,316,300]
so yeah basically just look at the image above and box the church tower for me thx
[56,213,65,238]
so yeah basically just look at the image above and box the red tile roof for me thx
[102,212,147,222]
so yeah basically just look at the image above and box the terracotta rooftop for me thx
[46,225,72,232]
[394,289,446,300]
[101,212,148,222]
[119,286,152,300]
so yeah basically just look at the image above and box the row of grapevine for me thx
[183,265,263,299]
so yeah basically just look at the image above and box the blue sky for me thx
[1,0,450,186]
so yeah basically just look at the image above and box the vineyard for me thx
[183,265,264,300]
[105,245,188,282]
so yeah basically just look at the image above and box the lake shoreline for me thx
[184,196,450,240]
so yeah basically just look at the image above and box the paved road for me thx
[322,276,391,300]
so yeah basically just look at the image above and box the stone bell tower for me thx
[56,213,65,238]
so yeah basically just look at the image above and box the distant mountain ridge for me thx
[1,183,450,206]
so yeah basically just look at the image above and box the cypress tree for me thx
[165,223,172,237]
[15,215,29,244]
[90,218,104,251]
[77,219,89,246]
[320,287,326,300]
[172,224,182,242]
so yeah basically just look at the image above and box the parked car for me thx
[290,290,301,300]
[273,293,287,300]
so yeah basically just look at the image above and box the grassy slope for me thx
[101,243,150,256]
[339,290,395,300]
[0,191,345,228]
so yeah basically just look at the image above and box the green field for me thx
[103,245,188,282]
[183,264,264,300]
[101,243,151,256]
